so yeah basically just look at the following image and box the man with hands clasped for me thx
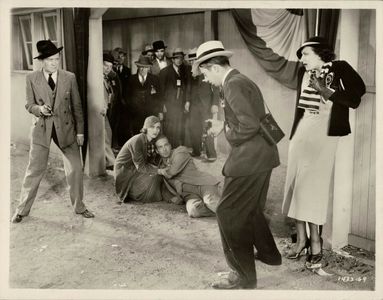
[11,40,94,223]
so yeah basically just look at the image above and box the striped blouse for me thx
[297,72,322,113]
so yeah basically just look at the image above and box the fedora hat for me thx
[152,40,167,51]
[103,53,115,64]
[296,36,331,59]
[135,55,153,67]
[34,40,63,60]
[185,47,198,61]
[192,40,233,75]
[142,44,154,55]
[171,48,185,58]
[113,47,127,55]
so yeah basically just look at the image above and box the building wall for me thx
[349,9,376,251]
[11,72,31,144]
[103,12,205,74]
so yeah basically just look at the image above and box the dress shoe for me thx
[11,214,23,223]
[286,246,308,259]
[212,271,256,289]
[78,209,95,218]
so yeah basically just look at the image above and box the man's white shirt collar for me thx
[43,69,57,83]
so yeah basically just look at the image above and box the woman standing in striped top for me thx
[282,37,365,267]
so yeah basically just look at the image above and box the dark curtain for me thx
[304,9,340,50]
[318,9,339,49]
[62,8,90,161]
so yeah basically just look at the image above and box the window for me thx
[18,15,33,69]
[42,12,58,45]
[12,9,61,71]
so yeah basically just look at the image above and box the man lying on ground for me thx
[155,135,220,217]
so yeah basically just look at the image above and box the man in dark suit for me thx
[142,44,155,64]
[159,48,190,147]
[185,48,219,160]
[126,55,161,135]
[151,40,172,76]
[194,40,281,289]
[11,40,94,223]
[111,47,130,148]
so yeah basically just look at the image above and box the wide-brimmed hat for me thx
[192,40,233,75]
[142,44,154,55]
[296,36,331,59]
[135,55,153,67]
[103,53,115,64]
[152,40,167,51]
[34,40,63,60]
[171,48,185,58]
[185,47,198,61]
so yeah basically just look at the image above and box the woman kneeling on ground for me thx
[114,116,167,203]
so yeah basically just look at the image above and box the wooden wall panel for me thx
[350,9,375,247]
[103,12,204,73]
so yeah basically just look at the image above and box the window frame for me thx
[18,14,33,70]
[12,8,62,71]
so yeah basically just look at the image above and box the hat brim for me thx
[171,54,185,59]
[142,50,154,55]
[34,47,63,59]
[135,62,152,67]
[296,41,329,59]
[192,50,233,75]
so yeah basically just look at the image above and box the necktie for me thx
[48,73,55,91]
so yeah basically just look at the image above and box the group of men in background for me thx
[102,40,219,166]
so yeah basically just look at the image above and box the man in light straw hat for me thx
[11,40,94,223]
[194,40,281,289]
[126,55,161,135]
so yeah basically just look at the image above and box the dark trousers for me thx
[216,170,281,285]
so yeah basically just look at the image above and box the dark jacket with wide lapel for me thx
[114,64,131,101]
[152,57,172,76]
[222,69,280,177]
[290,60,366,139]
[159,63,189,111]
[25,69,84,149]
[127,73,161,116]
[188,74,219,120]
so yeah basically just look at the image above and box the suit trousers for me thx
[16,126,86,216]
[216,171,281,285]
[105,115,116,167]
[182,183,219,218]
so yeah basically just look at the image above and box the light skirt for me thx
[282,110,339,225]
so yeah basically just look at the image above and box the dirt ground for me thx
[7,142,375,295]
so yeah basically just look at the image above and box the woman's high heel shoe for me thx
[286,245,308,259]
[306,237,323,267]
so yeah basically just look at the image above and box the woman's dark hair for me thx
[312,47,336,63]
